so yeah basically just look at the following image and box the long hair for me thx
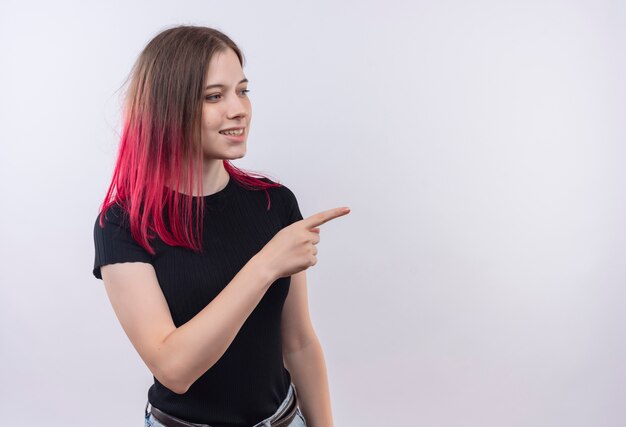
[97,25,284,255]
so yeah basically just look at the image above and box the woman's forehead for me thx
[205,49,244,83]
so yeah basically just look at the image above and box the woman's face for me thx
[200,47,251,160]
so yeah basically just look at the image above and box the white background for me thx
[1,1,624,426]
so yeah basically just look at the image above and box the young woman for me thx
[92,25,349,427]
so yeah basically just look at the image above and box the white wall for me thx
[1,0,624,425]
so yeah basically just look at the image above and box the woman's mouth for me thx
[218,127,246,142]
[219,128,244,136]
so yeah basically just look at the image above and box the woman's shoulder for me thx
[255,177,297,199]
[257,176,277,185]
[95,201,135,231]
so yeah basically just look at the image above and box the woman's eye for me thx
[205,89,250,102]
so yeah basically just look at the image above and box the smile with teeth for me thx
[219,128,244,136]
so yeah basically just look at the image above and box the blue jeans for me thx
[144,382,308,427]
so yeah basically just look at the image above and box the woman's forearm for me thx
[284,336,334,427]
[159,255,276,393]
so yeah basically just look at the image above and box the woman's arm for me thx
[101,207,342,395]
[284,337,334,427]
[101,254,275,394]
[281,271,334,426]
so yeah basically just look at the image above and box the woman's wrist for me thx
[248,253,278,287]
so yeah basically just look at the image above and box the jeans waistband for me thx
[144,382,298,427]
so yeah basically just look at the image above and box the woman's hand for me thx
[256,207,351,281]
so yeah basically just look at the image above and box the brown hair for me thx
[97,25,284,254]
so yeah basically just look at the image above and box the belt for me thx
[150,387,299,427]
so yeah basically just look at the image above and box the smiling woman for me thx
[200,49,251,153]
[92,24,341,427]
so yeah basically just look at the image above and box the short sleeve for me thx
[92,204,154,280]
[282,184,304,227]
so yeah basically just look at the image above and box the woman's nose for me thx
[227,96,248,120]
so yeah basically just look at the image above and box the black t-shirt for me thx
[92,175,304,426]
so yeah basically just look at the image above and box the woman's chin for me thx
[225,146,247,159]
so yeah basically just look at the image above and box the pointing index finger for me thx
[305,207,350,228]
